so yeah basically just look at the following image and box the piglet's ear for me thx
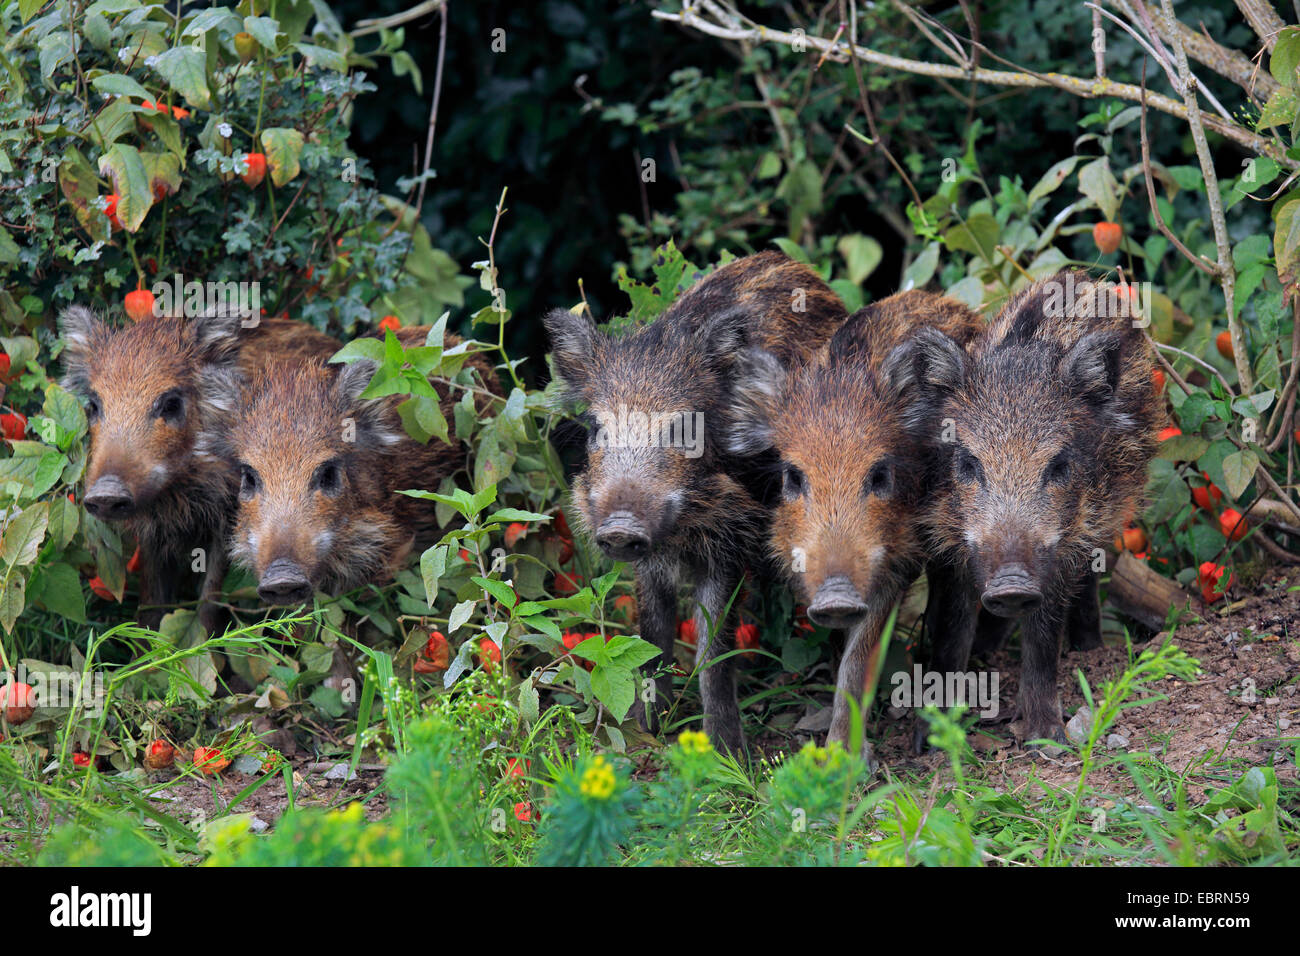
[882,327,967,436]
[543,307,601,401]
[1059,330,1122,406]
[192,308,245,364]
[58,306,110,394]
[334,359,403,448]
[726,347,784,456]
[693,304,750,369]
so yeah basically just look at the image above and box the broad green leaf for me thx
[295,42,347,72]
[97,143,152,231]
[1,502,49,567]
[0,576,25,634]
[244,16,283,51]
[836,233,883,285]
[1078,157,1120,221]
[447,599,476,633]
[1221,449,1259,500]
[259,127,304,186]
[152,47,212,110]
[1026,156,1080,206]
[91,73,152,100]
[29,562,86,623]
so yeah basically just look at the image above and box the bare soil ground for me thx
[793,578,1300,801]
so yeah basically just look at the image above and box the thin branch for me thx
[1159,0,1250,391]
[1138,62,1218,277]
[1234,0,1285,53]
[650,4,1295,165]
[414,0,449,220]
[352,0,443,38]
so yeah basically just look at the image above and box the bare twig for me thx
[352,0,444,38]
[1093,6,1106,79]
[1266,298,1300,451]
[413,0,449,220]
[1159,0,1250,391]
[1138,62,1217,276]
[1234,0,1286,52]
[651,3,1294,164]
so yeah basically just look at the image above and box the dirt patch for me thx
[144,757,388,832]
[755,580,1300,801]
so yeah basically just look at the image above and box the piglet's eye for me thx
[955,446,984,485]
[312,460,343,497]
[864,459,893,498]
[782,463,806,500]
[239,464,260,500]
[1043,451,1071,486]
[153,389,185,424]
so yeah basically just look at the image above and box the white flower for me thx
[217,122,233,139]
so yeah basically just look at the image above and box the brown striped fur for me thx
[728,290,983,764]
[211,326,499,603]
[916,271,1164,744]
[58,308,339,629]
[545,251,847,752]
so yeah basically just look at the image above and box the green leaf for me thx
[836,233,883,285]
[152,47,212,110]
[329,338,385,365]
[90,73,152,100]
[589,664,635,722]
[1156,434,1210,461]
[471,575,516,608]
[1273,199,1300,277]
[30,562,86,623]
[1026,156,1080,206]
[45,495,79,550]
[1221,450,1259,500]
[1,502,49,568]
[519,679,539,723]
[485,508,550,524]
[419,544,447,607]
[295,42,348,72]
[903,242,940,290]
[259,127,304,186]
[447,599,476,633]
[1078,157,1120,221]
[97,143,152,231]
[1258,88,1300,129]
[944,213,1000,262]
[0,576,25,635]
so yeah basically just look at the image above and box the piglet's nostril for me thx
[83,475,136,520]
[258,558,313,606]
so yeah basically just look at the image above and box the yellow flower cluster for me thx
[579,754,617,800]
[678,730,713,756]
[800,740,848,770]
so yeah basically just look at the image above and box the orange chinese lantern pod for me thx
[377,315,401,332]
[241,152,268,188]
[124,287,156,322]
[1215,330,1234,361]
[1092,221,1122,254]
[677,618,697,647]
[1219,508,1248,542]
[478,637,502,673]
[1157,425,1181,442]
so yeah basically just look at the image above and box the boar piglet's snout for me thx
[980,563,1043,617]
[257,558,313,606]
[594,510,652,561]
[806,574,869,629]
[83,474,136,520]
